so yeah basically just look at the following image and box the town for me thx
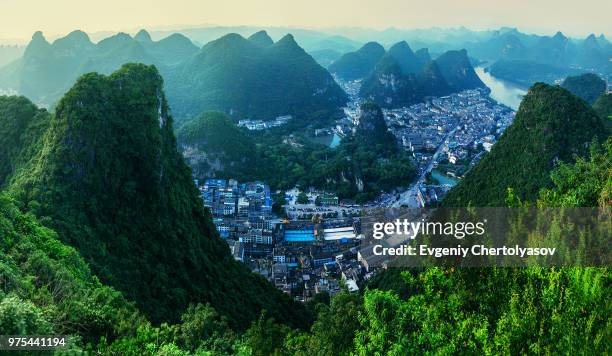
[196,178,364,301]
[335,79,515,208]
[195,81,517,301]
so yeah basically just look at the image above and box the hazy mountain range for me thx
[0,25,610,123]
[332,41,485,108]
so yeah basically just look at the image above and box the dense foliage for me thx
[328,42,386,81]
[0,96,49,186]
[176,111,258,181]
[165,32,347,123]
[443,83,607,207]
[360,46,484,108]
[0,29,347,126]
[594,93,612,119]
[91,135,612,355]
[561,73,607,104]
[175,104,415,202]
[6,64,309,329]
[0,193,144,348]
[488,59,581,87]
[538,138,611,207]
[434,49,486,91]
[0,28,610,355]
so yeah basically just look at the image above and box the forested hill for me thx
[328,41,386,80]
[594,93,612,119]
[561,73,607,104]
[442,83,607,207]
[359,46,484,108]
[6,64,308,329]
[0,96,49,186]
[164,31,347,122]
[0,29,346,126]
[176,111,258,181]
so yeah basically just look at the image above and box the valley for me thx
[0,14,609,355]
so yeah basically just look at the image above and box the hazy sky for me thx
[1,0,611,42]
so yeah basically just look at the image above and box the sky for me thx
[1,0,611,43]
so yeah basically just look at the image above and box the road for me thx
[390,127,458,208]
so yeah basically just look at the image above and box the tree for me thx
[297,192,309,204]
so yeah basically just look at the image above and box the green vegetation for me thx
[256,134,415,203]
[434,49,486,92]
[538,138,611,207]
[0,31,609,355]
[0,193,144,347]
[93,136,612,355]
[594,93,612,133]
[6,64,309,330]
[176,111,258,181]
[296,192,309,204]
[176,104,415,203]
[359,47,484,108]
[0,29,346,126]
[561,73,607,104]
[328,42,386,80]
[0,96,49,186]
[443,83,607,207]
[386,41,425,75]
[594,93,612,119]
[165,32,347,123]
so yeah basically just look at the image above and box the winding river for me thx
[475,66,527,110]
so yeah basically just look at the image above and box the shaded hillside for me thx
[165,31,347,123]
[310,49,343,67]
[0,96,49,186]
[442,83,607,207]
[594,93,612,119]
[359,55,422,107]
[354,102,397,150]
[386,41,424,74]
[176,111,258,181]
[435,49,486,92]
[328,42,385,80]
[561,73,607,104]
[359,46,477,108]
[488,59,579,87]
[248,30,274,47]
[8,64,308,329]
[0,193,144,344]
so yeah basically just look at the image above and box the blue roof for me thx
[284,229,315,242]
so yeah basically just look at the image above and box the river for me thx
[475,66,527,110]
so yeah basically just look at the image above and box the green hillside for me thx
[0,96,49,186]
[165,32,347,122]
[594,93,612,119]
[561,73,607,104]
[359,55,422,107]
[176,111,258,181]
[328,41,386,80]
[8,64,308,329]
[435,49,486,91]
[442,83,607,207]
[0,193,144,346]
[359,46,476,108]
